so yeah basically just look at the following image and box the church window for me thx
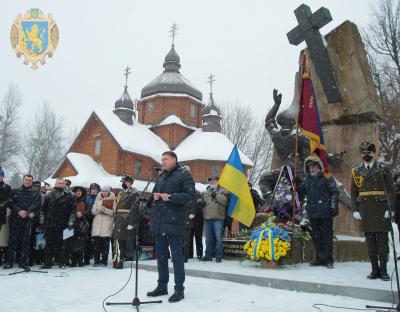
[190,104,196,117]
[211,165,219,178]
[147,102,154,116]
[134,159,142,176]
[94,137,101,156]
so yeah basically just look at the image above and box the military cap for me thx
[359,142,376,153]
[121,175,134,183]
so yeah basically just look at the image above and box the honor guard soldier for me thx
[113,175,140,269]
[351,142,395,281]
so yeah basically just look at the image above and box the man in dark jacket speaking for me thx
[298,155,339,269]
[147,151,195,303]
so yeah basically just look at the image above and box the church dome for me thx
[141,46,203,101]
[202,94,221,116]
[115,86,134,110]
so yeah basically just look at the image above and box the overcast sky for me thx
[1,0,373,132]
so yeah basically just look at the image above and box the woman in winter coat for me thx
[70,186,89,267]
[92,185,115,266]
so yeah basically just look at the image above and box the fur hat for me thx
[304,155,324,174]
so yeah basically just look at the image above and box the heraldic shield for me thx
[10,8,59,70]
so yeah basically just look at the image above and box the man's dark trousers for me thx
[8,218,31,266]
[310,217,333,264]
[155,233,185,293]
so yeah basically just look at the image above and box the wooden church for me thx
[51,41,252,188]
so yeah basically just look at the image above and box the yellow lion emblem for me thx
[21,24,46,55]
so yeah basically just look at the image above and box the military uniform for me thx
[113,187,140,262]
[351,142,395,280]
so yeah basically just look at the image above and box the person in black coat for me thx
[146,151,195,303]
[297,156,339,269]
[5,174,41,270]
[0,168,12,265]
[68,186,89,267]
[40,178,76,269]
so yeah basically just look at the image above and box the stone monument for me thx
[295,10,380,235]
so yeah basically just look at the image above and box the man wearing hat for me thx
[351,142,395,281]
[113,175,140,269]
[200,176,228,263]
[0,167,12,265]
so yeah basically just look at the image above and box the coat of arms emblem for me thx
[10,9,59,70]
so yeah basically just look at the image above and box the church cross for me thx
[207,74,216,95]
[124,66,131,87]
[170,22,178,46]
[287,4,342,103]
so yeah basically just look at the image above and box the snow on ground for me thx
[0,264,391,312]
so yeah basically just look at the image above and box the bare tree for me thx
[220,101,273,184]
[246,123,273,184]
[23,102,67,181]
[363,0,400,167]
[0,84,22,169]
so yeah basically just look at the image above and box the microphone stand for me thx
[366,168,400,311]
[106,175,162,311]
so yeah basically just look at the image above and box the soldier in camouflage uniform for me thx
[351,142,395,281]
[113,175,140,269]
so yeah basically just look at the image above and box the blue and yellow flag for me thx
[218,146,255,227]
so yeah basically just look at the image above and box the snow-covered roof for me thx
[174,129,253,166]
[93,109,169,163]
[46,152,207,192]
[154,114,197,130]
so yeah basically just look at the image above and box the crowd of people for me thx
[0,159,262,275]
[1,143,400,301]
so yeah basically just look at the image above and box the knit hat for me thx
[0,167,4,177]
[101,185,111,192]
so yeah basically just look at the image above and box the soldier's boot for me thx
[379,256,390,281]
[367,256,380,279]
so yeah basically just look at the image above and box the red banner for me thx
[298,68,331,177]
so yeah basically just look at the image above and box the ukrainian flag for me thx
[218,146,255,227]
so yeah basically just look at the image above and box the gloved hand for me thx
[211,190,217,199]
[127,225,134,231]
[189,214,195,219]
[352,211,361,220]
[384,210,394,220]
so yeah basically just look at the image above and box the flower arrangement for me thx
[272,174,301,222]
[243,222,291,262]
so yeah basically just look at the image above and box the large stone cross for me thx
[287,4,342,104]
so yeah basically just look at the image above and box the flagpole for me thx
[291,54,306,238]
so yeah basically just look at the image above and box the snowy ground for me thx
[0,264,393,312]
[3,228,399,311]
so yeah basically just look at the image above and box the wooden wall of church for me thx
[138,96,203,127]
[152,124,192,149]
[56,159,78,178]
[69,117,122,175]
